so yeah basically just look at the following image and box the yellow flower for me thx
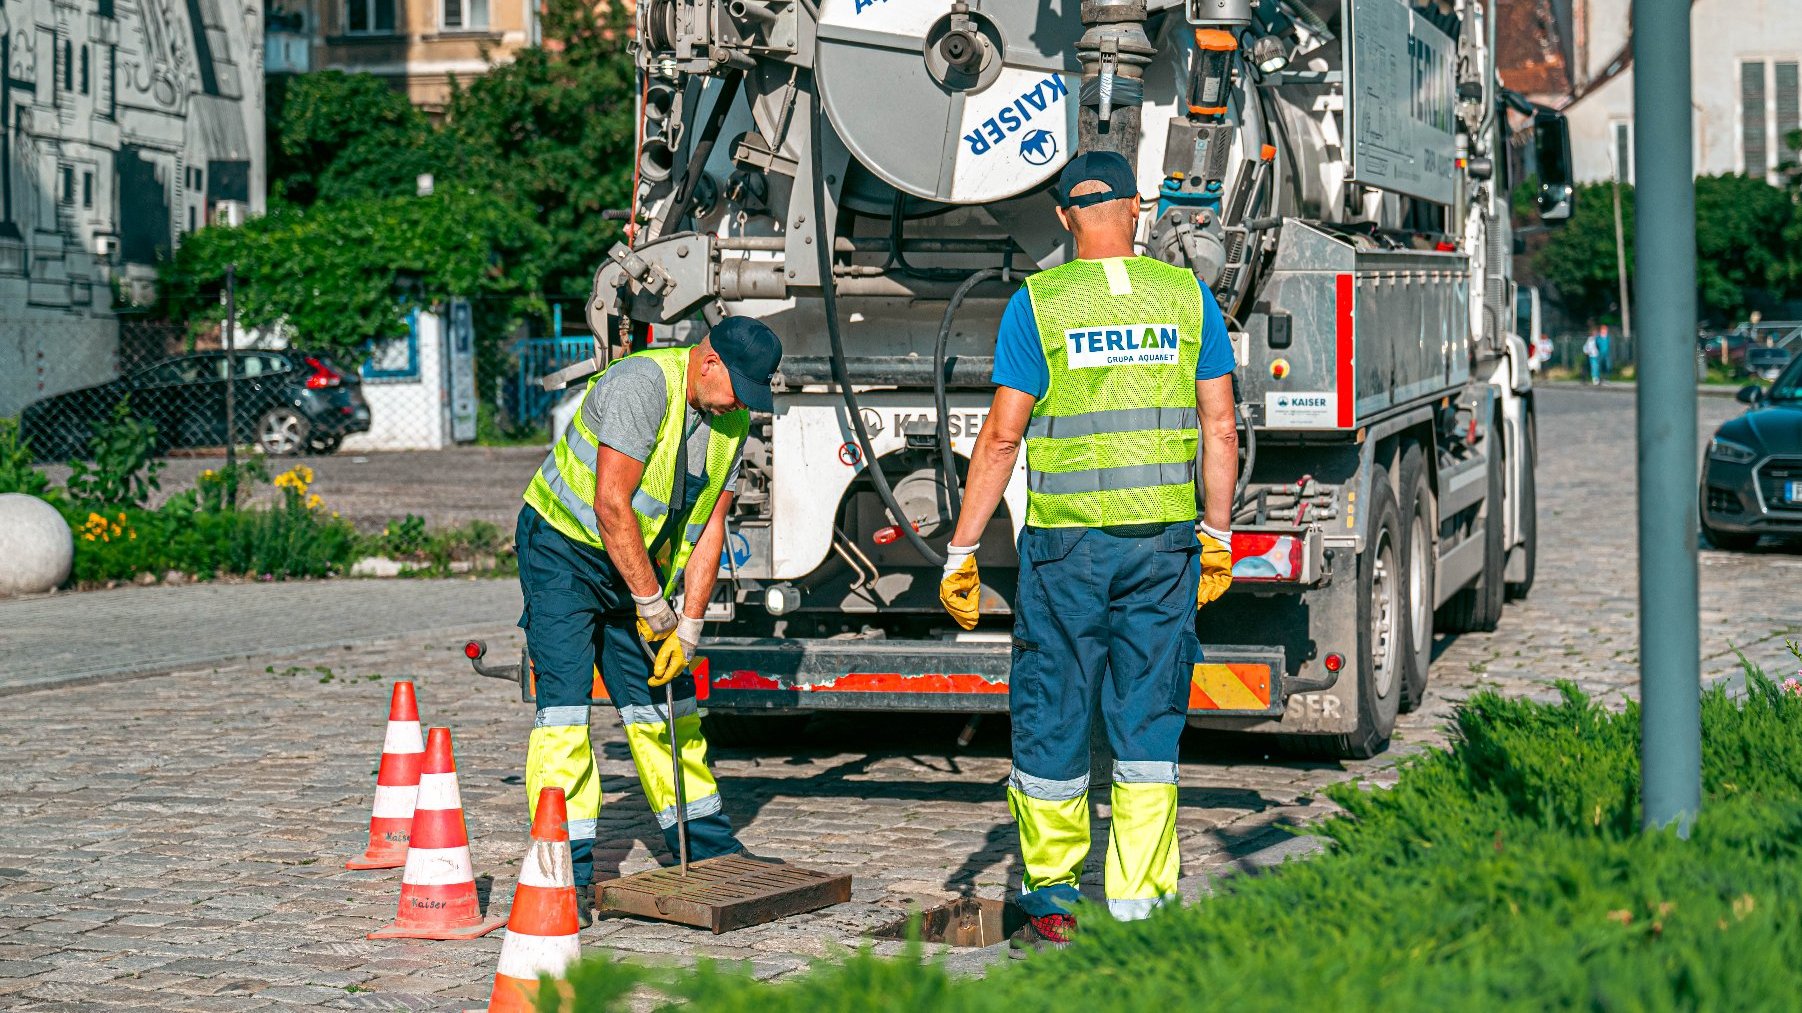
[128,531,137,540]
[296,465,315,485]
[201,469,217,480]
[306,493,324,511]
[117,512,126,523]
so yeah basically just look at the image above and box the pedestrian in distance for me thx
[1596,324,1613,381]
[1584,329,1601,385]
[937,150,1239,954]
[514,316,783,921]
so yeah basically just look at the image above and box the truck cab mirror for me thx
[1736,384,1764,405]
[1533,111,1575,223]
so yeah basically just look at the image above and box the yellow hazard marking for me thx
[1189,663,1270,711]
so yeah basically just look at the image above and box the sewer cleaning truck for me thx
[472,0,1576,758]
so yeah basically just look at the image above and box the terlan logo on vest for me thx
[1064,324,1182,369]
[964,75,1069,157]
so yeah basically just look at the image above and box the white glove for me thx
[633,592,678,642]
[942,542,979,577]
[674,614,704,661]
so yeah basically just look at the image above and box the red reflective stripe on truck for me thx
[1336,273,1355,428]
[711,671,1007,694]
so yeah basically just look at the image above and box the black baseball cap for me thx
[1056,150,1144,209]
[708,316,783,413]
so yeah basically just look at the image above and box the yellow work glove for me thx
[939,544,981,631]
[649,615,704,687]
[1197,523,1233,608]
[633,592,677,645]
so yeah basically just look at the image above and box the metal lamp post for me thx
[1632,0,1701,834]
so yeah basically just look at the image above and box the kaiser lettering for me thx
[964,75,1069,156]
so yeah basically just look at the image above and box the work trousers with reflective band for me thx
[516,507,740,885]
[1007,521,1199,920]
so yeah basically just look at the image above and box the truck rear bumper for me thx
[697,637,1287,717]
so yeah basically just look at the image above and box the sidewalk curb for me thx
[0,621,522,698]
[1537,380,1746,399]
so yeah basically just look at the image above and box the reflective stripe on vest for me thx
[521,346,748,595]
[1022,257,1204,529]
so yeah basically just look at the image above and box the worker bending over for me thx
[940,150,1238,951]
[515,317,783,917]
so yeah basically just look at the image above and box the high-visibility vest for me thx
[522,347,748,595]
[1021,256,1204,528]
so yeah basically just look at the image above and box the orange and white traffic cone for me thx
[481,787,582,1012]
[369,727,505,940]
[347,681,424,870]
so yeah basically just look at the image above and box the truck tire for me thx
[1505,414,1537,600]
[1283,465,1404,760]
[1397,443,1435,713]
[700,712,811,748]
[1437,415,1505,633]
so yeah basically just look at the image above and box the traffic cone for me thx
[480,787,582,1012]
[369,727,505,940]
[347,681,424,870]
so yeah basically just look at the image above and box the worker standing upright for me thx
[939,151,1239,951]
[515,317,782,919]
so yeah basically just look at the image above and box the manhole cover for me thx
[598,855,852,933]
[871,897,1024,947]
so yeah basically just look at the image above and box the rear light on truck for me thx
[1231,532,1304,581]
[304,356,344,389]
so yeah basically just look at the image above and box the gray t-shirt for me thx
[581,356,742,518]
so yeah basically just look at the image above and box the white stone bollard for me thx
[0,494,74,596]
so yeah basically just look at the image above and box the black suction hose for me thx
[933,267,1002,520]
[811,97,947,568]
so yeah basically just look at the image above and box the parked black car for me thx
[1700,356,1802,550]
[21,350,371,460]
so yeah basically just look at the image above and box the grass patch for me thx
[538,649,1802,1011]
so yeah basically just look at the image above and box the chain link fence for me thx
[12,303,528,467]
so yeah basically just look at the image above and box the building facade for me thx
[286,0,535,112]
[1505,0,1802,185]
[0,0,266,418]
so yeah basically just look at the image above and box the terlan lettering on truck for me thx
[1063,323,1181,369]
[964,75,1069,156]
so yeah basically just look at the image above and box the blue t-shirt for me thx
[990,272,1235,398]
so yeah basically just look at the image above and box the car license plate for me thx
[1788,481,1802,504]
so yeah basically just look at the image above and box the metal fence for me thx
[14,305,493,466]
[509,336,600,433]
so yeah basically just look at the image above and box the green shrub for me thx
[65,401,162,508]
[0,418,55,500]
[536,653,1802,1012]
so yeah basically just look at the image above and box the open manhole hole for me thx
[871,897,1026,947]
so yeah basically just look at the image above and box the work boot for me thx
[1008,912,1076,958]
[575,884,594,928]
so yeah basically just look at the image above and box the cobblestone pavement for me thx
[0,389,1795,1011]
[43,446,547,533]
[0,581,520,694]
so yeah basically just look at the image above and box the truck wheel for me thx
[1290,465,1403,760]
[1437,413,1505,633]
[1505,414,1537,600]
[700,712,811,748]
[1397,443,1435,713]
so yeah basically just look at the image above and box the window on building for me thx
[442,0,488,30]
[62,40,73,91]
[58,165,74,205]
[346,0,396,34]
[79,46,88,95]
[1742,60,1768,177]
[1610,121,1633,183]
[82,171,93,209]
[1779,62,1800,167]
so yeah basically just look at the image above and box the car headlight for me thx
[1708,436,1758,464]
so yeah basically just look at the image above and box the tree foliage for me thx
[1531,174,1802,327]
[159,191,548,359]
[158,0,635,359]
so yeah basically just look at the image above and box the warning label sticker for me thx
[1265,391,1338,428]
